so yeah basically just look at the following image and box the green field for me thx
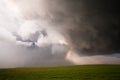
[0,65,120,80]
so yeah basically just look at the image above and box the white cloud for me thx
[66,49,120,64]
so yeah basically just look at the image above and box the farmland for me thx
[0,65,120,80]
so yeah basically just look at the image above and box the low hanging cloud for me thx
[66,49,120,65]
[0,0,120,68]
[9,0,120,55]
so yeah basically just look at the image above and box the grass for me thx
[0,65,120,80]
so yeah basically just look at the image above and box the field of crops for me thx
[0,65,120,80]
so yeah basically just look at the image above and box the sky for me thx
[0,0,120,68]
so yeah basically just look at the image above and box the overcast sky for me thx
[0,0,120,68]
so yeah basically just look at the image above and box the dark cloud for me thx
[11,0,120,55]
[45,0,120,55]
[73,0,120,55]
[14,30,48,48]
[1,0,120,68]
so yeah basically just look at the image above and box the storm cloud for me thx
[0,0,120,68]
[9,0,120,55]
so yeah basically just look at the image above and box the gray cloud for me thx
[0,0,120,68]
[10,0,120,55]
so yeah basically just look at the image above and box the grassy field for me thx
[0,65,120,80]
